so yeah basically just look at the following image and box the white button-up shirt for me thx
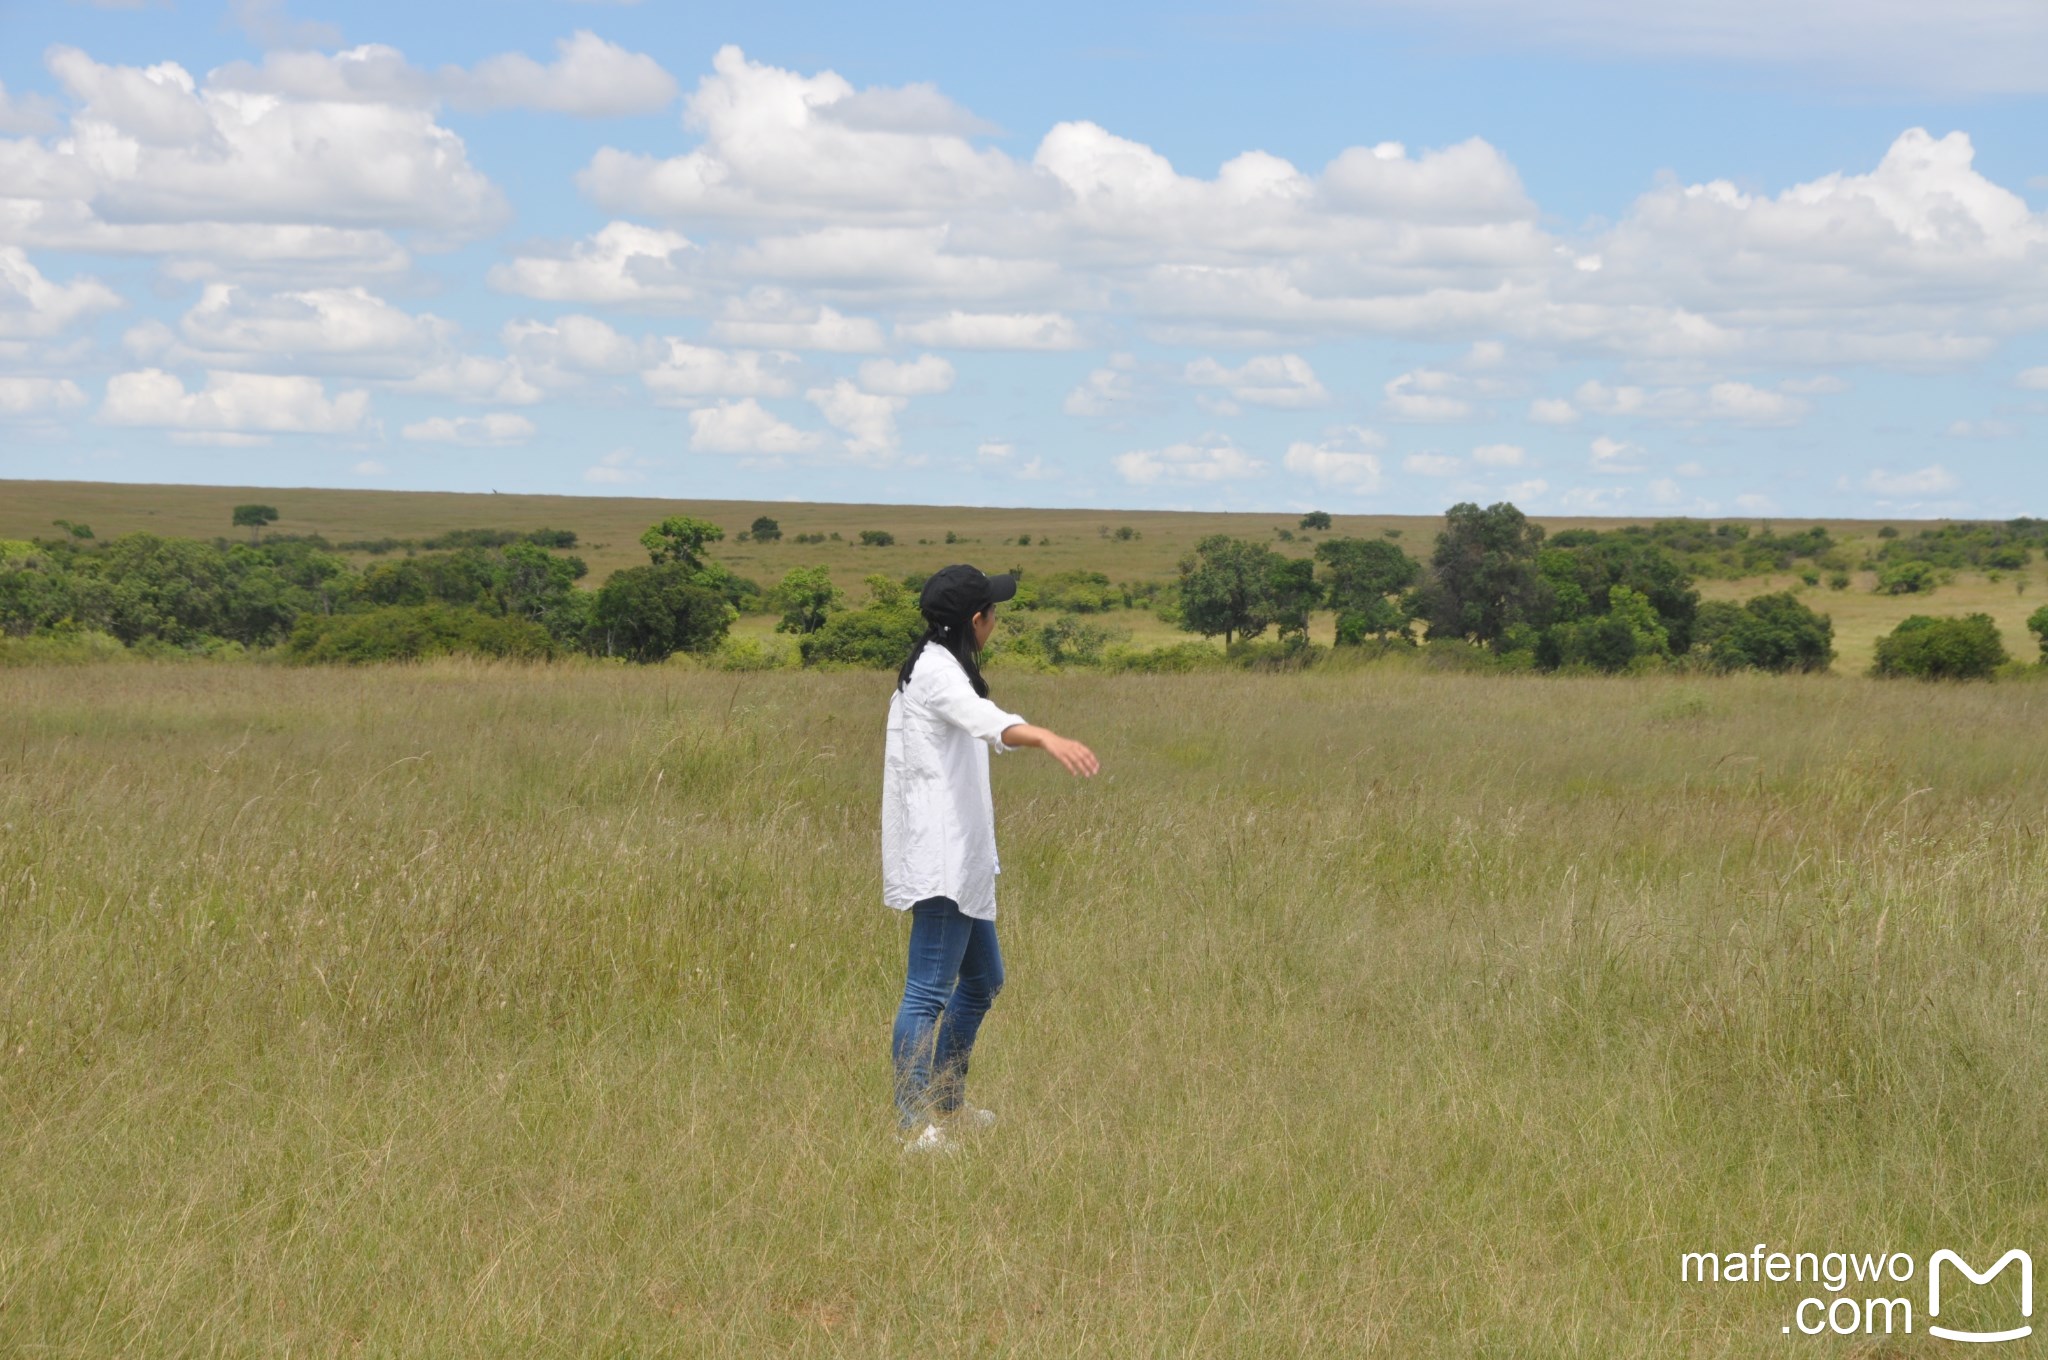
[881,641,1027,921]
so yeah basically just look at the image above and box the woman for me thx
[882,563,1099,1152]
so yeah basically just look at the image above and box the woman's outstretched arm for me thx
[1000,724,1100,777]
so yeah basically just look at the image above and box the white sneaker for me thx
[901,1122,958,1155]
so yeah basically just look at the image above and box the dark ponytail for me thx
[897,610,990,698]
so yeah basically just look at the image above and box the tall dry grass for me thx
[3,659,2045,1354]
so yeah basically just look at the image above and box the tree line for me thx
[6,500,2037,678]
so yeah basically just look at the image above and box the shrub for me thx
[590,563,733,663]
[1033,569,1118,613]
[1299,511,1333,531]
[0,629,129,666]
[1871,614,2008,680]
[769,566,844,635]
[999,615,1128,668]
[1876,559,1941,594]
[750,515,782,543]
[709,634,799,671]
[1535,586,1670,673]
[1099,641,1224,674]
[1691,592,1834,673]
[285,605,556,664]
[799,575,923,667]
[859,530,895,547]
[1334,598,1413,646]
[2027,605,2048,660]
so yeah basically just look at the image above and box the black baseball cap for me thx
[918,564,1017,622]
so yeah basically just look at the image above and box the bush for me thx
[859,530,895,547]
[590,564,733,663]
[1877,560,1941,594]
[2026,605,2048,661]
[799,576,923,667]
[1299,511,1333,531]
[999,615,1129,668]
[708,634,799,671]
[1871,614,2008,680]
[285,605,557,664]
[1031,569,1119,613]
[0,629,129,666]
[1691,592,1834,673]
[1099,641,1224,674]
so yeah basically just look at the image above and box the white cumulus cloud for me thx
[857,354,954,396]
[1114,435,1264,485]
[402,412,535,445]
[689,398,822,455]
[896,311,1080,350]
[0,376,88,417]
[447,31,677,116]
[808,378,907,460]
[100,368,369,432]
[1283,427,1385,490]
[1863,464,1957,496]
[0,248,122,338]
[1184,353,1328,408]
[1384,370,1473,421]
[489,222,695,305]
[1589,435,1647,473]
[641,340,797,403]
[709,290,885,351]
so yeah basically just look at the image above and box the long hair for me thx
[897,608,990,697]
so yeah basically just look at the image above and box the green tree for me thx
[286,605,556,664]
[1298,511,1333,532]
[1872,614,2008,680]
[639,516,725,568]
[1692,593,1834,672]
[1537,585,1670,673]
[770,566,844,635]
[591,562,732,663]
[2028,604,2048,661]
[1876,559,1940,595]
[1412,502,1547,647]
[750,515,783,542]
[1316,536,1418,646]
[798,574,924,667]
[497,542,589,640]
[1176,535,1279,646]
[1034,569,1117,613]
[231,504,279,544]
[1316,537,1419,606]
[1267,556,1322,643]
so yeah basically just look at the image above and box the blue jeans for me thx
[891,896,1004,1126]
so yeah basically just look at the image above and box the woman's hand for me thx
[1001,724,1100,777]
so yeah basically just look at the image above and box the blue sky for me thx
[2,0,2045,517]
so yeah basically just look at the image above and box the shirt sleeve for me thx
[922,656,1027,752]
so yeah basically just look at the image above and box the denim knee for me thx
[899,973,954,1021]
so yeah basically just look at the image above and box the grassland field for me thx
[9,478,2037,671]
[4,658,2047,1355]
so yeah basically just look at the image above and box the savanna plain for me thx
[5,653,2046,1356]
